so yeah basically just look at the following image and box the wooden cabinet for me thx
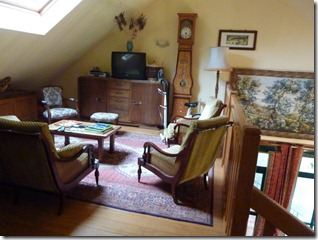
[78,76,162,126]
[0,91,37,120]
[78,76,107,119]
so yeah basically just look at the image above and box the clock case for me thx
[171,13,198,117]
[177,13,197,47]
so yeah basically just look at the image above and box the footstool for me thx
[90,112,119,125]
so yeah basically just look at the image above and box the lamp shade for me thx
[206,47,232,71]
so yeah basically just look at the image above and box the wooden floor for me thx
[0,125,227,237]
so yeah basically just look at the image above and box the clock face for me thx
[180,27,192,39]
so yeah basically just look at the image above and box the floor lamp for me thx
[206,47,232,98]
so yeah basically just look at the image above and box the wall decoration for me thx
[230,68,314,140]
[114,12,147,41]
[218,30,257,50]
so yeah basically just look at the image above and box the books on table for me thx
[84,123,113,134]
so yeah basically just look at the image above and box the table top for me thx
[49,120,121,138]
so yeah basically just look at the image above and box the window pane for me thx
[254,172,263,189]
[257,152,269,167]
[289,177,314,223]
[299,156,314,173]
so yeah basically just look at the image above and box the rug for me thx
[54,131,214,226]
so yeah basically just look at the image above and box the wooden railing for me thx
[222,85,314,236]
[251,187,314,236]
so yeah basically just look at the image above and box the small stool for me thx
[90,112,119,125]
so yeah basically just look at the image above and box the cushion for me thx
[43,108,78,119]
[198,97,223,120]
[180,115,229,150]
[149,145,181,175]
[57,143,84,159]
[90,112,119,122]
[55,153,89,183]
[0,115,20,121]
[43,86,63,107]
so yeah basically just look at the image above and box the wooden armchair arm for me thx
[40,100,52,120]
[142,141,179,163]
[172,122,191,138]
[63,97,79,112]
[171,115,198,122]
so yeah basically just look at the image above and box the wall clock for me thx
[172,13,197,117]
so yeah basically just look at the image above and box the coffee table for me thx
[49,120,121,160]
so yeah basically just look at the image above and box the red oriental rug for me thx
[54,131,214,226]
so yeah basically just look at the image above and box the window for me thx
[289,153,315,229]
[0,0,82,35]
[248,147,315,234]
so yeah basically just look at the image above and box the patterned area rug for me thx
[54,131,214,226]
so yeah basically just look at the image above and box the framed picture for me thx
[230,68,314,140]
[218,30,257,50]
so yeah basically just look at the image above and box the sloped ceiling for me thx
[0,0,155,90]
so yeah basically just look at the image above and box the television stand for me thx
[78,76,163,126]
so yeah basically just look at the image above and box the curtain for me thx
[254,143,303,236]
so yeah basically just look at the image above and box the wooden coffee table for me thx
[49,120,121,160]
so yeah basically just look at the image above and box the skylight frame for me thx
[0,0,82,35]
[0,0,55,14]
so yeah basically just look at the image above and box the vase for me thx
[126,40,133,52]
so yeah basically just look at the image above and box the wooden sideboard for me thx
[78,76,162,126]
[0,91,37,120]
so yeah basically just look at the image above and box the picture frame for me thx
[218,30,257,50]
[230,68,314,140]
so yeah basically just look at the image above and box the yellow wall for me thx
[57,0,314,113]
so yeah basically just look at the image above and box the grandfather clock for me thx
[171,13,198,117]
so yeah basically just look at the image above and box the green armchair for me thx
[138,115,232,204]
[165,97,227,146]
[0,116,99,215]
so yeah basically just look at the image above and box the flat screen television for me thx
[111,51,147,80]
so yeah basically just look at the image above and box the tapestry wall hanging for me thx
[230,68,314,140]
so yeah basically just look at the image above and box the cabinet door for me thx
[131,82,162,125]
[15,95,37,120]
[78,77,107,119]
[0,98,15,116]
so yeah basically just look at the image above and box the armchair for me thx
[138,116,232,204]
[41,86,79,123]
[0,116,99,215]
[166,97,226,146]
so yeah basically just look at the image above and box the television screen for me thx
[111,52,147,80]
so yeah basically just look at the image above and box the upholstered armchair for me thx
[165,97,227,146]
[0,116,99,215]
[41,86,79,123]
[138,116,232,204]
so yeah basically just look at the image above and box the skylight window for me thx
[0,0,82,35]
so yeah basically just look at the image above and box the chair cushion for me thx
[90,112,119,122]
[180,115,229,151]
[199,97,223,120]
[150,145,181,175]
[57,143,84,159]
[165,123,177,139]
[55,153,89,183]
[43,86,63,107]
[43,108,78,119]
[0,115,20,121]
